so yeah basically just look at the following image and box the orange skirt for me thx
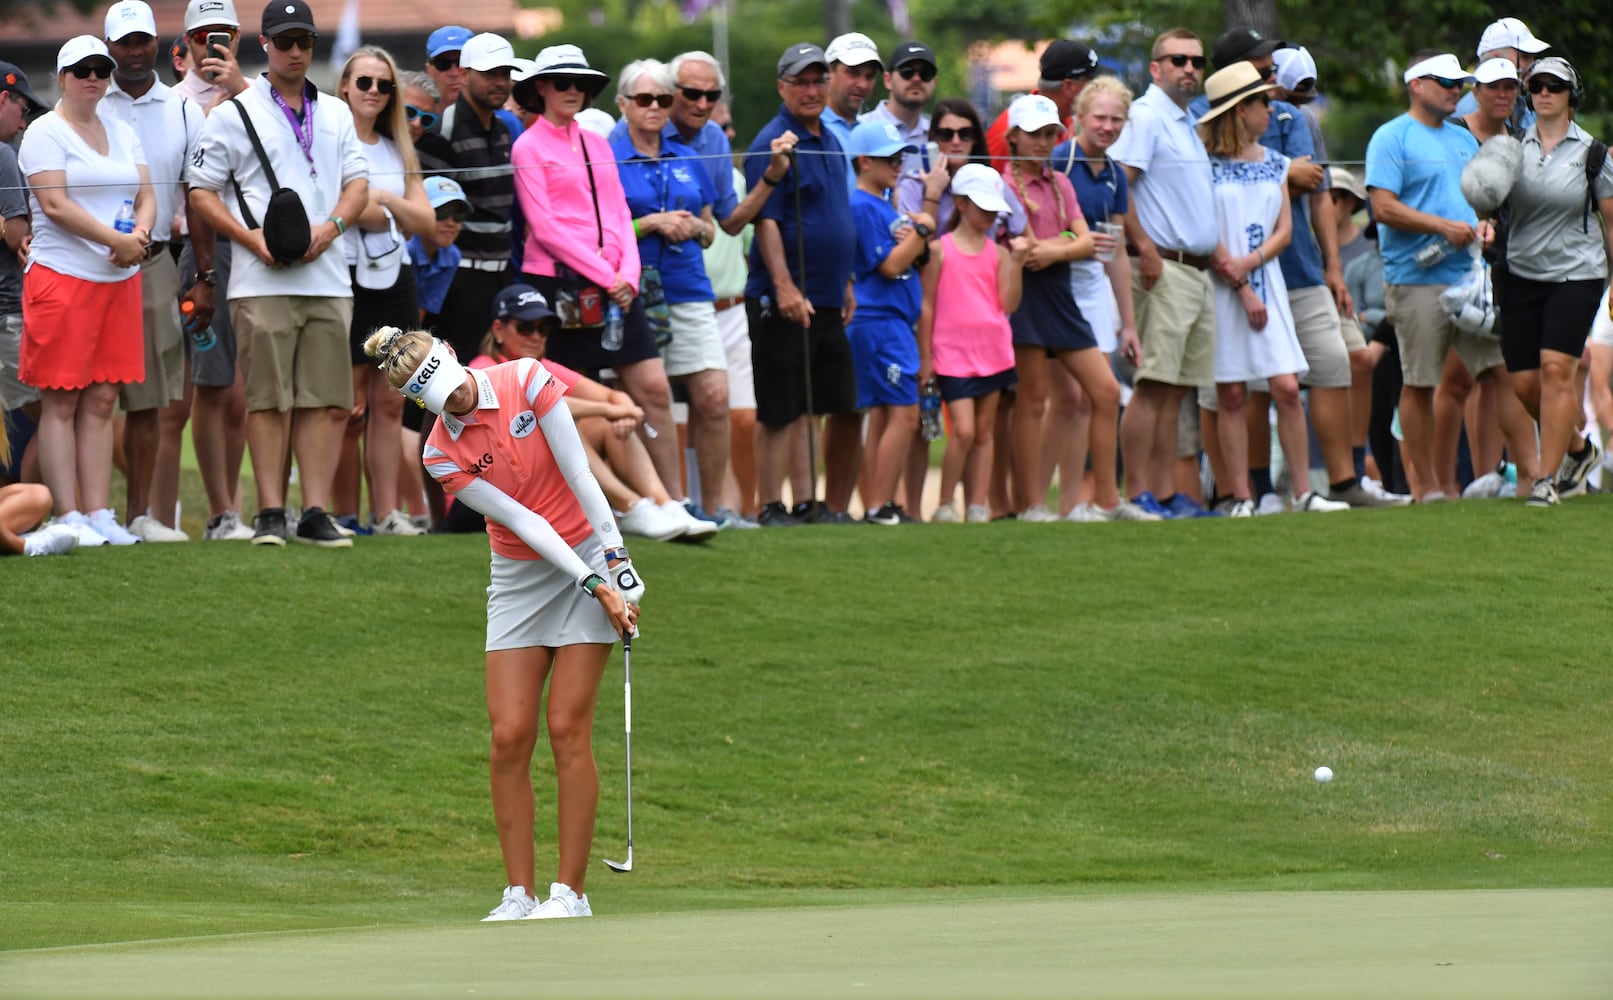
[20,263,144,391]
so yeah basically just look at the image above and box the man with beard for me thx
[821,32,881,187]
[101,0,208,540]
[863,40,937,175]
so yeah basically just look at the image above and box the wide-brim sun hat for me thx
[1198,60,1279,124]
[530,43,608,95]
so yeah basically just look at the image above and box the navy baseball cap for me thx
[0,62,46,115]
[261,0,315,37]
[493,284,557,323]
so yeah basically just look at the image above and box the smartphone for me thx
[205,32,231,81]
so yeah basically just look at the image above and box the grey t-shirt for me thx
[1506,122,1613,283]
[0,142,26,316]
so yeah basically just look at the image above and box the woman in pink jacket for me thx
[510,44,683,492]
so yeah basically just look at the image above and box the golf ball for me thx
[1314,766,1334,783]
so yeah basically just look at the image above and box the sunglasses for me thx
[545,76,594,93]
[270,33,316,51]
[625,92,674,109]
[430,54,459,72]
[1163,54,1207,69]
[881,153,907,168]
[932,126,974,142]
[1422,75,1463,90]
[679,86,722,103]
[187,27,237,45]
[68,61,113,79]
[896,64,937,82]
[435,205,467,223]
[406,104,438,128]
[353,75,395,95]
[514,319,549,335]
[1528,78,1571,95]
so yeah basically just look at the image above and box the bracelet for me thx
[1062,230,1076,240]
[760,173,784,187]
[331,216,347,235]
[1232,277,1249,290]
[579,573,605,596]
[632,218,642,237]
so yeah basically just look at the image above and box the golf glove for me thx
[610,558,646,606]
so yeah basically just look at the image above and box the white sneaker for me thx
[615,497,683,541]
[1255,492,1287,515]
[1062,502,1106,523]
[57,511,110,547]
[129,514,190,542]
[929,502,959,523]
[204,511,257,540]
[1362,477,1412,505]
[964,504,991,523]
[481,885,537,922]
[1104,499,1162,522]
[410,514,433,532]
[525,881,591,920]
[373,509,425,536]
[1297,491,1350,512]
[88,508,141,545]
[661,499,717,541]
[23,523,78,556]
[1226,498,1255,518]
[1019,503,1059,523]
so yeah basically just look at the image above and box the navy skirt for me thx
[1009,260,1096,352]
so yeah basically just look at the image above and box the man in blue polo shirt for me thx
[821,32,882,189]
[745,43,859,526]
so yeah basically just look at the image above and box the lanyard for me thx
[268,81,317,178]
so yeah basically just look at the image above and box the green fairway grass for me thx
[4,503,1612,969]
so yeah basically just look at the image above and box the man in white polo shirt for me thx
[187,0,369,546]
[101,0,203,542]
[1109,27,1225,519]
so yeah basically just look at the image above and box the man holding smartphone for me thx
[169,0,257,539]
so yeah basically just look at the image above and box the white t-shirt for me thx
[186,76,368,300]
[100,79,201,244]
[18,110,147,284]
[1108,84,1219,257]
[342,132,405,267]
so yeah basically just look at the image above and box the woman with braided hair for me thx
[364,318,639,922]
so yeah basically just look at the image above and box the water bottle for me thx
[114,199,136,235]
[919,378,943,442]
[602,301,624,351]
[1414,238,1454,268]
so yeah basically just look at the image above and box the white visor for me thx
[1403,53,1473,85]
[401,339,469,414]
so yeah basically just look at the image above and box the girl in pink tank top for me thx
[917,164,1030,521]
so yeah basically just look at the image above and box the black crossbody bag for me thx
[229,97,312,265]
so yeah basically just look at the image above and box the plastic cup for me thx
[1093,221,1122,262]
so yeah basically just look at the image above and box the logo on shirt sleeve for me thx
[510,410,537,438]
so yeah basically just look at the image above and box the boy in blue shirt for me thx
[845,120,935,525]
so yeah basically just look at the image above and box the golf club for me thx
[787,148,819,521]
[603,631,633,873]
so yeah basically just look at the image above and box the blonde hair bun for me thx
[363,326,404,359]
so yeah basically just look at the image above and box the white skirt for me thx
[486,535,619,651]
[1069,259,1119,353]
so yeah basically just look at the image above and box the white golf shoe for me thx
[525,881,592,919]
[481,885,537,921]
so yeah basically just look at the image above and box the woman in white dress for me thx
[1198,62,1336,515]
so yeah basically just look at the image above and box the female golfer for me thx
[365,321,641,922]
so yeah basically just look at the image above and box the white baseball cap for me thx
[183,0,239,31]
[1402,53,1473,86]
[460,33,518,73]
[1472,57,1519,86]
[824,32,881,69]
[1273,45,1317,93]
[1007,93,1061,133]
[104,0,158,41]
[1477,17,1549,59]
[950,163,1009,215]
[574,107,616,138]
[57,35,115,73]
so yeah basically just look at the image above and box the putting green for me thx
[4,888,1608,998]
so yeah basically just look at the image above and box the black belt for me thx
[1127,245,1212,271]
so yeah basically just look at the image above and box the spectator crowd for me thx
[3,4,1611,555]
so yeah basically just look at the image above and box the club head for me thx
[603,849,633,873]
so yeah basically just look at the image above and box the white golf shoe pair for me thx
[481,882,592,922]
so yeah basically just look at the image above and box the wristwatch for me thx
[196,269,218,286]
[913,222,934,239]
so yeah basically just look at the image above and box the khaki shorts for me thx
[1178,388,1204,457]
[1339,314,1368,353]
[120,253,186,412]
[661,300,728,378]
[1133,258,1216,387]
[231,294,355,412]
[1385,283,1503,388]
[1288,285,1352,389]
